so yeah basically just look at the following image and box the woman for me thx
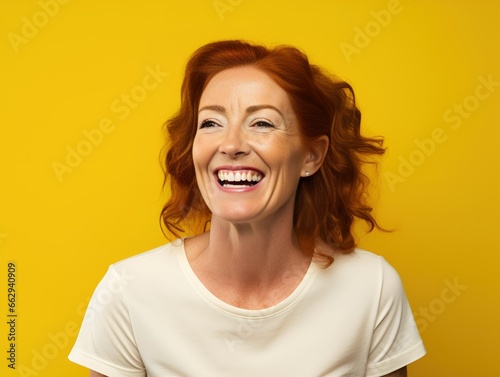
[69,40,426,376]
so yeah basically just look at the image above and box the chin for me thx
[211,207,262,224]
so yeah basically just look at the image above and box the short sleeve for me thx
[68,266,146,377]
[365,257,426,376]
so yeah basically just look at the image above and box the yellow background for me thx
[1,0,499,376]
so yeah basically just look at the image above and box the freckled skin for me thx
[193,66,309,226]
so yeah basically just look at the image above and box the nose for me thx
[218,125,250,158]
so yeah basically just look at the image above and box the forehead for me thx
[199,66,292,110]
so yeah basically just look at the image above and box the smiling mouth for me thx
[216,169,263,188]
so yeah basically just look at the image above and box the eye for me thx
[253,120,274,128]
[199,120,219,129]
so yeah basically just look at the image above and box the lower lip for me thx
[215,176,262,193]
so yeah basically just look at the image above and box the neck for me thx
[187,214,310,287]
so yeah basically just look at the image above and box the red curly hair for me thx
[161,40,385,267]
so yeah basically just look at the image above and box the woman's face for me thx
[193,66,310,226]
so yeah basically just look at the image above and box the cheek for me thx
[192,138,206,168]
[192,137,218,191]
[252,136,293,158]
[191,141,206,186]
[256,139,305,171]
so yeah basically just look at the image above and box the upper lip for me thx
[214,165,264,174]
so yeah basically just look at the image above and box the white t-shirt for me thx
[69,239,425,377]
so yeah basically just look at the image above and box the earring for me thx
[305,170,310,176]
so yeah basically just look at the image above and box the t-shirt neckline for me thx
[173,238,319,319]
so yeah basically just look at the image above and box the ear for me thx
[302,135,329,177]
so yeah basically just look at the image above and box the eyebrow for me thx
[198,104,284,118]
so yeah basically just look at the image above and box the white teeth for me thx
[217,169,263,185]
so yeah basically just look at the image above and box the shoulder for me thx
[105,239,184,284]
[314,248,405,299]
[86,239,188,314]
[113,239,182,268]
[326,248,399,278]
